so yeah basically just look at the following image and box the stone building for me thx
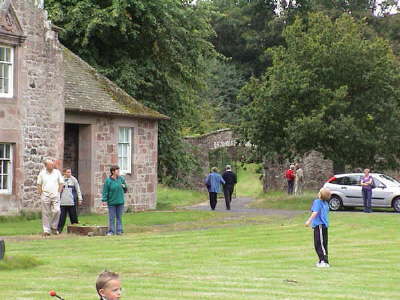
[0,0,167,215]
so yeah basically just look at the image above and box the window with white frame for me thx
[118,128,132,174]
[0,143,12,194]
[0,46,13,98]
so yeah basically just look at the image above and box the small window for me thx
[0,46,13,98]
[118,128,132,174]
[0,143,12,194]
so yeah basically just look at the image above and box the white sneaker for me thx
[316,261,330,268]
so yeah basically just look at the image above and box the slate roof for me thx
[63,47,168,120]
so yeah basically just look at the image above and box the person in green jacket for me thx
[102,166,127,235]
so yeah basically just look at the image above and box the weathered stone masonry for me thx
[0,0,63,214]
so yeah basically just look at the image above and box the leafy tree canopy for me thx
[240,13,400,172]
[46,0,217,183]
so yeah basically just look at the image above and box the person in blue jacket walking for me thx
[205,167,225,210]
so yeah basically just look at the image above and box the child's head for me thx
[63,168,72,177]
[318,188,331,202]
[96,271,121,300]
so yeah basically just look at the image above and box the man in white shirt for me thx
[37,159,64,236]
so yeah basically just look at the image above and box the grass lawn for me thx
[251,190,317,210]
[235,164,263,198]
[1,210,400,299]
[157,185,207,210]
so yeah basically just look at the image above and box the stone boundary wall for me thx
[262,151,334,192]
[184,129,335,192]
[184,129,237,189]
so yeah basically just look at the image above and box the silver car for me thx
[323,173,400,212]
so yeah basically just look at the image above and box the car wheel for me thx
[329,196,342,211]
[392,197,400,212]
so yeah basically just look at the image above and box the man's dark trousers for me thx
[223,184,234,210]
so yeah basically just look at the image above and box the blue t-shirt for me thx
[311,199,329,228]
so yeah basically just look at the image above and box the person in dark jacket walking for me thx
[222,165,237,210]
[205,167,225,210]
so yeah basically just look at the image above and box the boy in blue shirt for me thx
[305,188,331,268]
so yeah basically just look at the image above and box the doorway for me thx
[63,123,93,211]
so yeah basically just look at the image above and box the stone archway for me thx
[184,129,242,189]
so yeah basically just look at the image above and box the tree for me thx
[240,13,400,172]
[209,0,283,76]
[46,0,216,184]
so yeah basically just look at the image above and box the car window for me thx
[332,177,346,185]
[348,175,361,186]
[379,174,400,184]
[373,177,384,187]
[334,176,354,185]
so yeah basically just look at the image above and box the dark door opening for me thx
[63,123,93,212]
[63,124,79,177]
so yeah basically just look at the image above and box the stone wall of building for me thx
[16,0,64,211]
[0,0,63,215]
[92,117,158,212]
[65,113,158,213]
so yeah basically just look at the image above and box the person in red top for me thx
[285,164,296,195]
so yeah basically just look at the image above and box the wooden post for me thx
[0,240,5,260]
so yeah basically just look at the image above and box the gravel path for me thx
[185,197,305,218]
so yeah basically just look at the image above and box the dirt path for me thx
[185,197,305,218]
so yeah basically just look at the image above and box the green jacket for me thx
[102,176,127,206]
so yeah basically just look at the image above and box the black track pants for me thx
[313,224,328,263]
[58,205,78,232]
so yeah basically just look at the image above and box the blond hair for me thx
[318,188,331,202]
[96,271,119,299]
